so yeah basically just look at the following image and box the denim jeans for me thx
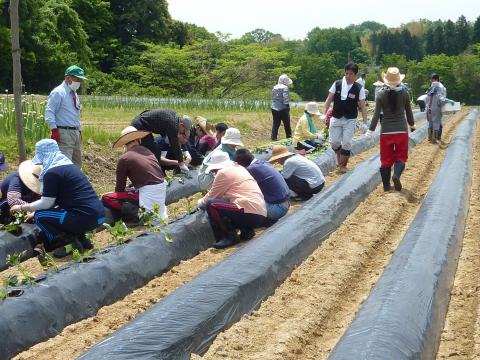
[266,201,290,220]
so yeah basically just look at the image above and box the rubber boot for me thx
[392,161,405,191]
[428,128,435,143]
[338,151,350,174]
[213,218,240,249]
[333,147,341,168]
[435,128,442,144]
[379,167,392,192]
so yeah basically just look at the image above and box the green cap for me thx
[65,65,88,80]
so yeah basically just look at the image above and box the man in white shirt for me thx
[323,63,368,173]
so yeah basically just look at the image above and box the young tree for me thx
[473,16,480,43]
[455,15,471,53]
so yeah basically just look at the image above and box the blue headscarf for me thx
[31,139,73,180]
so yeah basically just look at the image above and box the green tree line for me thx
[0,0,479,104]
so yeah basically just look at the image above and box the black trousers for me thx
[271,108,292,140]
[286,175,324,199]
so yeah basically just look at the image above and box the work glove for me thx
[179,163,189,173]
[51,128,60,142]
[365,129,374,138]
[316,133,323,139]
[320,114,327,122]
[359,122,369,131]
[196,198,206,210]
[448,100,455,105]
[410,126,416,132]
[183,151,192,165]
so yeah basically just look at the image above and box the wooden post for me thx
[9,0,27,162]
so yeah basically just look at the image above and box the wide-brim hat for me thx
[195,116,215,136]
[19,160,42,194]
[113,126,151,149]
[305,101,321,115]
[382,67,405,89]
[205,151,234,174]
[373,80,384,87]
[269,145,295,163]
[221,128,244,147]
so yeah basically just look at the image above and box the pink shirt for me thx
[202,164,267,216]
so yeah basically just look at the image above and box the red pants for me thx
[380,133,409,168]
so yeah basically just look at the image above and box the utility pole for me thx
[9,0,27,162]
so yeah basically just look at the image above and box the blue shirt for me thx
[42,165,104,218]
[45,82,81,129]
[247,159,290,204]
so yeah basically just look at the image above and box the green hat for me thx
[65,65,88,80]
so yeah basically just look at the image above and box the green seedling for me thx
[104,220,133,245]
[138,205,173,242]
[72,248,94,262]
[0,211,26,235]
[185,197,195,214]
[38,251,59,272]
[4,274,18,287]
[0,288,8,300]
[6,251,36,285]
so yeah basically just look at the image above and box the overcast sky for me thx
[168,0,479,40]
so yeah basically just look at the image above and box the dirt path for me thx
[436,119,480,359]
[197,113,465,360]
[13,125,391,359]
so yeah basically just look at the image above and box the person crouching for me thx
[269,145,325,201]
[234,148,290,223]
[111,126,168,220]
[10,139,105,254]
[197,152,267,249]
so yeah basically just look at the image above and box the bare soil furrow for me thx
[436,118,480,359]
[198,112,465,360]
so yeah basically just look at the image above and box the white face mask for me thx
[68,81,81,92]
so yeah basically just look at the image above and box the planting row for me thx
[0,115,430,359]
[79,119,436,359]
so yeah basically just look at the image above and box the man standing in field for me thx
[45,65,87,168]
[425,73,454,144]
[323,63,368,173]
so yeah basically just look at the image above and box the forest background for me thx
[0,0,480,103]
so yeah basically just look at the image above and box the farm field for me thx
[2,96,478,360]
[8,110,475,360]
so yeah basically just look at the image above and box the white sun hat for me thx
[205,151,234,174]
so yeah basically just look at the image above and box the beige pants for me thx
[58,128,82,168]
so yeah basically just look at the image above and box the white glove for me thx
[179,163,189,173]
[316,133,323,139]
[320,114,327,121]
[197,198,206,210]
[360,123,369,131]
[183,151,192,165]
[410,126,416,132]
[365,129,374,138]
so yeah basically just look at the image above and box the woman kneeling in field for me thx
[10,139,105,255]
[197,151,267,249]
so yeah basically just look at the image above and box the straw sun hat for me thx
[382,67,405,89]
[268,145,295,163]
[18,160,42,194]
[195,116,215,136]
[113,126,151,149]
